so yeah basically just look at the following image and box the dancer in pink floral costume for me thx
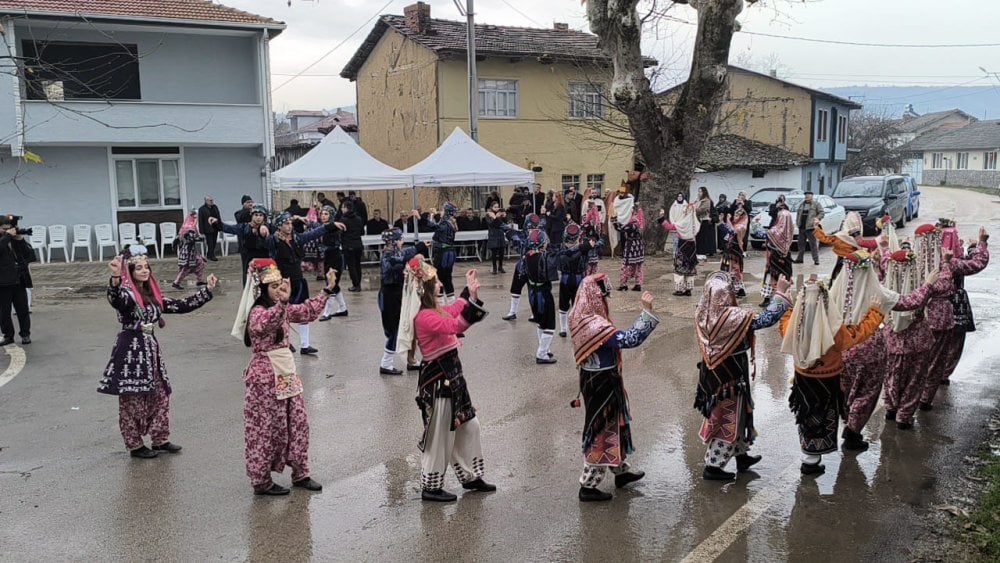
[232,258,336,496]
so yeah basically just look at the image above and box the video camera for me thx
[1,214,32,236]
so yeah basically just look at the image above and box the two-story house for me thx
[892,108,976,183]
[340,2,651,214]
[0,0,283,244]
[903,119,1000,188]
[658,66,862,197]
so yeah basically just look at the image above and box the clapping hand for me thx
[108,256,122,277]
[924,269,940,286]
[980,226,989,241]
[206,274,218,290]
[208,217,219,225]
[869,295,882,310]
[943,249,954,262]
[466,269,480,301]
[259,226,269,237]
[276,279,291,303]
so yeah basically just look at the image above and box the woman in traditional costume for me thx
[719,205,749,297]
[231,259,336,495]
[935,228,989,386]
[397,257,493,502]
[611,188,646,291]
[661,193,700,296]
[569,274,658,502]
[919,223,989,408]
[695,272,792,481]
[778,278,884,474]
[171,209,207,290]
[812,212,879,281]
[581,201,603,276]
[760,206,794,308]
[99,245,215,458]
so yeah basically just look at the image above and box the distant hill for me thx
[820,86,1000,119]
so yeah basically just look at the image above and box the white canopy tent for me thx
[404,127,535,187]
[271,126,411,191]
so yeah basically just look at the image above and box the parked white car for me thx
[748,189,846,250]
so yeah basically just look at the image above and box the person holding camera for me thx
[0,215,33,346]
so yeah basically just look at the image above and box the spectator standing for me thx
[564,186,582,225]
[348,191,368,225]
[0,215,33,345]
[694,186,716,256]
[793,191,824,265]
[484,190,502,212]
[198,195,222,261]
[340,200,365,291]
[546,191,567,247]
[714,194,731,254]
[235,195,254,224]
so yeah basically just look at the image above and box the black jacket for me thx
[0,234,33,287]
[366,218,389,235]
[340,213,365,250]
[198,204,221,234]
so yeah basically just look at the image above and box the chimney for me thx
[769,68,778,78]
[404,2,431,35]
[553,22,569,31]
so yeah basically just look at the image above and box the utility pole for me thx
[465,0,479,142]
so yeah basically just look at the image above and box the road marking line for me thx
[0,345,26,389]
[680,462,802,563]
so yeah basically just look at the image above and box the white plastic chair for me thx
[118,222,138,250]
[28,225,46,263]
[94,223,118,261]
[47,224,68,262]
[70,224,92,262]
[159,222,177,258]
[138,222,158,258]
[221,229,238,257]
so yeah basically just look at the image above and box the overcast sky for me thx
[223,0,1000,113]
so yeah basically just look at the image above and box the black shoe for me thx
[492,269,498,275]
[759,298,770,308]
[20,337,30,345]
[703,465,735,481]
[579,486,613,502]
[407,363,422,372]
[896,421,913,430]
[800,462,825,475]
[536,356,557,365]
[919,402,933,411]
[255,484,290,496]
[379,367,403,375]
[422,489,457,502]
[499,268,506,274]
[319,315,333,322]
[462,478,497,492]
[792,258,804,264]
[559,331,567,337]
[348,286,361,292]
[0,337,13,346]
[208,257,218,262]
[672,290,685,296]
[300,346,318,356]
[842,436,870,452]
[292,477,323,492]
[683,290,692,296]
[288,344,296,353]
[736,289,747,298]
[152,442,182,453]
[940,379,951,386]
[501,313,517,321]
[196,281,207,286]
[814,261,820,266]
[528,316,536,323]
[614,470,645,488]
[129,446,158,459]
[631,285,642,291]
[885,410,896,421]
[316,275,325,282]
[171,282,183,290]
[736,454,762,472]
[332,310,349,317]
[617,285,628,291]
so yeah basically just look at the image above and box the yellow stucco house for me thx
[340,2,651,217]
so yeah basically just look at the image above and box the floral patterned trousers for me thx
[619,263,644,286]
[244,383,311,491]
[118,376,170,450]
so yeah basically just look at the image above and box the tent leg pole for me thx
[412,188,419,242]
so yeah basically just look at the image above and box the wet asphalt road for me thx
[1,187,998,562]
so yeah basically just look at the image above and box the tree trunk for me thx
[587,0,746,244]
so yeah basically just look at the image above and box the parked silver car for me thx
[748,188,846,250]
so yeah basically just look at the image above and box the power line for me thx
[739,30,1000,48]
[271,0,396,93]
[497,0,545,27]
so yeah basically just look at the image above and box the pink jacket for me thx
[415,299,472,361]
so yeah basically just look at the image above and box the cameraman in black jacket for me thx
[0,214,33,345]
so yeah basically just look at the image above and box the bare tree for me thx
[844,110,902,176]
[584,0,754,215]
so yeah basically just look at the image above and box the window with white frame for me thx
[931,153,943,168]
[478,79,518,117]
[586,173,605,194]
[984,151,998,170]
[113,153,182,209]
[837,115,847,143]
[569,83,603,119]
[561,174,581,191]
[816,109,829,142]
[957,152,969,169]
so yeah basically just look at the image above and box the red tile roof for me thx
[0,0,283,28]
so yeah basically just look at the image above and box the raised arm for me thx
[605,310,660,350]
[950,240,989,276]
[834,306,885,350]
[751,294,792,330]
[286,292,328,324]
[813,225,836,246]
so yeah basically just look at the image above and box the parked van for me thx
[830,175,908,235]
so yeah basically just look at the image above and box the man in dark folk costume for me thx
[502,213,545,321]
[428,202,459,304]
[99,246,215,458]
[524,229,558,364]
[555,222,597,338]
[569,274,658,501]
[377,228,427,375]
